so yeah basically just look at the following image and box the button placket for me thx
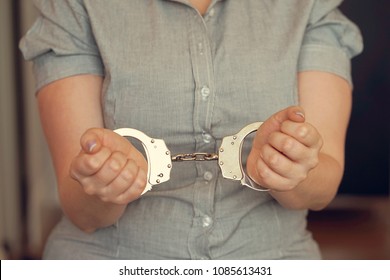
[186,9,216,260]
[187,10,215,137]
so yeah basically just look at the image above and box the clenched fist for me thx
[70,128,148,204]
[247,106,323,192]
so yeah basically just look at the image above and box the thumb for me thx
[81,127,136,156]
[270,105,305,126]
[254,106,305,147]
[80,128,104,154]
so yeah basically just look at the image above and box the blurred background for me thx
[0,0,389,260]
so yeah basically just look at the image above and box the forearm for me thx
[278,71,352,210]
[248,72,351,210]
[38,75,127,232]
[58,175,126,232]
[269,152,343,210]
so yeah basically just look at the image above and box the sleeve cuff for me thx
[33,52,104,92]
[298,44,352,86]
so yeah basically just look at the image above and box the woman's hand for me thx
[247,106,323,192]
[70,128,148,205]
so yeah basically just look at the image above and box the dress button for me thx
[202,215,213,228]
[197,42,204,55]
[203,171,213,181]
[201,86,210,100]
[202,132,213,143]
[208,8,215,17]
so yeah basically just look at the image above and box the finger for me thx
[253,106,305,149]
[98,158,141,202]
[281,120,322,148]
[251,156,298,192]
[81,127,137,157]
[268,131,308,162]
[91,151,129,192]
[112,167,148,204]
[80,128,105,154]
[70,146,111,179]
[274,106,305,124]
[268,106,305,126]
[260,143,307,182]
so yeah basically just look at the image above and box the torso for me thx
[39,0,326,260]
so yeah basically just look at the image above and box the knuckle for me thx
[293,168,307,185]
[137,175,147,190]
[108,157,121,172]
[114,193,124,203]
[70,158,84,179]
[281,137,294,152]
[85,157,100,170]
[257,165,270,181]
[307,153,319,168]
[115,193,130,205]
[297,125,309,138]
[69,168,80,181]
[132,174,147,194]
[83,184,96,196]
[311,157,319,167]
[116,191,138,205]
[121,167,135,182]
[268,153,279,167]
[260,145,272,161]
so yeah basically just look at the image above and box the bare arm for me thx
[38,75,147,232]
[247,71,352,210]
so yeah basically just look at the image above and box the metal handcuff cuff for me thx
[114,122,268,195]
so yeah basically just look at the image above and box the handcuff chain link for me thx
[114,122,267,193]
[171,152,219,162]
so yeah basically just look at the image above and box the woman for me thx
[20,0,363,259]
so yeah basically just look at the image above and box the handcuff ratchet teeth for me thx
[114,122,267,195]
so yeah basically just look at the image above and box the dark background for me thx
[338,0,389,195]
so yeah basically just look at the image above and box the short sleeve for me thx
[298,0,363,85]
[19,0,104,91]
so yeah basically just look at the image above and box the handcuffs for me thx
[114,122,268,195]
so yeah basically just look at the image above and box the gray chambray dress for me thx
[20,0,363,259]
